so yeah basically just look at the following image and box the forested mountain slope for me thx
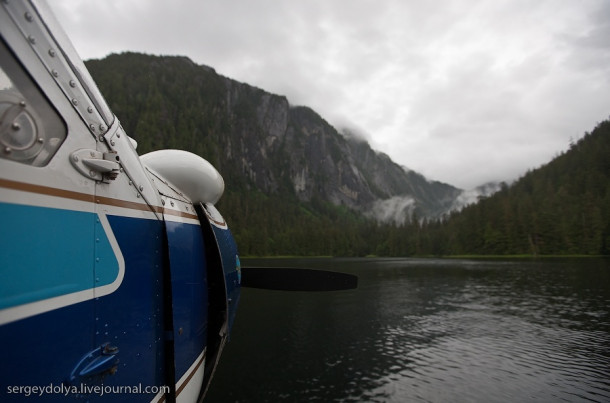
[86,52,460,221]
[86,52,609,256]
[410,119,610,256]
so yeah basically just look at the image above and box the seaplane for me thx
[0,1,357,401]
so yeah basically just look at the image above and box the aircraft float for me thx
[0,1,357,401]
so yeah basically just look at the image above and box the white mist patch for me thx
[451,182,503,211]
[368,196,416,225]
[338,126,370,144]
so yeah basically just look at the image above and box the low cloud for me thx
[450,182,504,212]
[338,125,370,144]
[367,196,416,225]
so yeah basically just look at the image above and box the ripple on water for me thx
[206,258,610,403]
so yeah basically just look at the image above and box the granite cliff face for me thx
[87,53,462,221]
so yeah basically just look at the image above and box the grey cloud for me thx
[54,0,610,189]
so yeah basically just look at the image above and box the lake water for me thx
[206,258,610,402]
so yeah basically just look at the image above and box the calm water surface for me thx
[206,258,610,402]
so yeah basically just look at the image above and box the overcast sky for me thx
[54,0,610,189]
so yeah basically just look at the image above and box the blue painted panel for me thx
[165,220,208,381]
[0,202,119,310]
[90,215,168,402]
[0,212,165,402]
[0,289,96,402]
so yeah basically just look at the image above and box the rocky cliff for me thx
[86,53,462,222]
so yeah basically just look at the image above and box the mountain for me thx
[85,52,609,256]
[85,52,461,223]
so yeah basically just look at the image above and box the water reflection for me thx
[206,258,610,402]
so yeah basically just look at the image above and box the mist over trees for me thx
[414,119,610,256]
[86,54,610,256]
[227,120,610,256]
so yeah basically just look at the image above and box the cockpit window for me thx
[0,40,66,166]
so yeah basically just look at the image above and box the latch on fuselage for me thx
[70,148,120,181]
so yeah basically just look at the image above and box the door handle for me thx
[69,343,119,384]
